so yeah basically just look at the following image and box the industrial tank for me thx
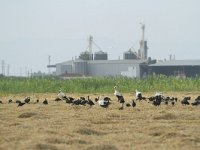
[79,51,93,60]
[123,50,137,60]
[94,51,108,60]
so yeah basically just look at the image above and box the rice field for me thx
[0,92,200,150]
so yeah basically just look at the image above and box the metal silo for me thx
[94,51,108,60]
[79,51,93,60]
[123,50,137,60]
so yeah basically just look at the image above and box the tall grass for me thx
[1,75,200,94]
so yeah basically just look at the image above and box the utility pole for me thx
[7,64,9,76]
[25,67,28,77]
[48,55,51,74]
[20,68,22,76]
[1,60,5,76]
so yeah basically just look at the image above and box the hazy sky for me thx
[0,0,200,76]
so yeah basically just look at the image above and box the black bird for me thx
[87,100,95,106]
[195,96,200,101]
[116,95,124,103]
[191,99,200,106]
[191,101,200,106]
[75,97,85,105]
[181,97,190,105]
[18,102,25,107]
[65,97,74,104]
[43,99,48,105]
[193,96,200,105]
[24,97,30,103]
[169,97,176,106]
[164,101,168,105]
[80,99,87,105]
[0,100,3,104]
[171,101,175,106]
[132,100,136,107]
[16,100,21,103]
[153,94,162,106]
[126,103,131,107]
[142,97,146,100]
[87,96,95,106]
[164,97,170,105]
[148,96,155,102]
[80,97,86,101]
[118,96,125,109]
[95,97,99,102]
[8,99,12,103]
[72,99,81,105]
[104,97,111,101]
[55,97,62,102]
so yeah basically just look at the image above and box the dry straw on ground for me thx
[0,92,200,150]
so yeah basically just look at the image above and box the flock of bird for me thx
[0,86,200,109]
[0,97,48,107]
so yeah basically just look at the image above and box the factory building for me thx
[48,23,200,78]
[47,24,153,78]
[53,58,200,78]
[54,59,149,78]
[149,60,200,77]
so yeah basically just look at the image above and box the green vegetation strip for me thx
[0,75,200,94]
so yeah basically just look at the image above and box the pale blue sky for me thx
[0,0,200,75]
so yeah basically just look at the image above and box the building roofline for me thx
[149,60,200,67]
[55,59,149,65]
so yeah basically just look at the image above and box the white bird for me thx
[135,89,141,97]
[114,86,122,97]
[114,86,125,109]
[136,89,142,100]
[98,96,110,108]
[57,90,66,99]
[155,91,162,97]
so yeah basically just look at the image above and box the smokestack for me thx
[88,35,93,60]
[139,23,148,59]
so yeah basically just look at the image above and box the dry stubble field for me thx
[0,92,200,150]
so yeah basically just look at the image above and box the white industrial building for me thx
[53,59,150,78]
[47,23,200,78]
[48,24,153,78]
